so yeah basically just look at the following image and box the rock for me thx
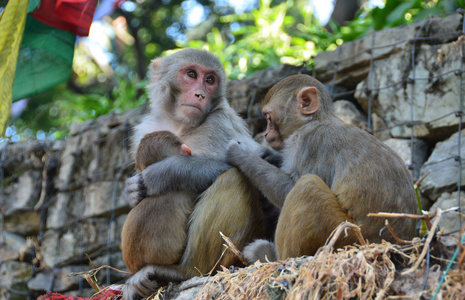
[420,129,465,200]
[432,235,459,263]
[228,64,309,135]
[354,41,463,141]
[93,252,130,284]
[0,232,27,262]
[3,171,42,211]
[0,140,62,177]
[0,261,33,300]
[1,169,43,236]
[371,113,391,141]
[47,182,128,229]
[154,277,208,300]
[429,191,465,234]
[333,100,368,128]
[390,267,442,298]
[383,138,428,180]
[314,12,463,87]
[28,266,87,292]
[46,192,85,229]
[84,181,129,217]
[69,108,144,137]
[40,215,126,267]
[57,111,138,192]
[3,210,41,236]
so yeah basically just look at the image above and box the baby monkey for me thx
[121,131,195,274]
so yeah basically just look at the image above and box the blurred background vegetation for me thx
[3,0,464,141]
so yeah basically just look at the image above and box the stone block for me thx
[40,215,126,267]
[420,129,465,200]
[355,42,463,141]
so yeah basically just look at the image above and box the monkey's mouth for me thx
[181,104,203,112]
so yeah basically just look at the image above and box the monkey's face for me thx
[262,104,284,150]
[176,64,220,125]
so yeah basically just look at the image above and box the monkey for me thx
[226,74,417,261]
[121,131,195,274]
[123,49,270,300]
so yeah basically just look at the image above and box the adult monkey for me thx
[124,49,268,300]
[227,74,417,261]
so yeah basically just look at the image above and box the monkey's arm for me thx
[126,156,231,206]
[226,141,294,208]
[259,147,283,167]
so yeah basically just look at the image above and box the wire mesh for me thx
[0,10,464,299]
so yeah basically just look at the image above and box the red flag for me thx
[38,288,122,300]
[31,0,97,36]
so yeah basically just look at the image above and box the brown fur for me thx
[123,50,267,300]
[227,74,417,260]
[122,131,195,273]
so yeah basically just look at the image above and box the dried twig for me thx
[220,231,248,266]
[70,263,131,291]
[385,220,412,244]
[324,221,366,252]
[205,247,228,283]
[85,276,101,293]
[368,212,431,219]
[69,264,131,277]
[402,208,442,275]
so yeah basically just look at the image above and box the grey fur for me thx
[124,49,261,299]
[226,74,416,257]
[123,265,158,300]
[243,239,278,263]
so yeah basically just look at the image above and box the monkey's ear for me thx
[180,144,192,156]
[147,58,162,77]
[297,87,319,115]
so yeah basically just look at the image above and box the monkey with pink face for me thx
[123,49,272,300]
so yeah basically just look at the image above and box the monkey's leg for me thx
[180,167,264,274]
[123,264,193,300]
[123,169,264,300]
[275,174,355,259]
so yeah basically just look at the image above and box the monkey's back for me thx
[288,118,417,242]
[121,192,196,273]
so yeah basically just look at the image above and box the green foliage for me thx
[7,75,147,141]
[317,0,462,46]
[183,0,317,79]
[182,0,463,79]
[5,0,464,141]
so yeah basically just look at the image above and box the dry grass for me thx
[71,210,465,299]
[193,212,465,300]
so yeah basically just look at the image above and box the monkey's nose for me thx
[195,93,205,99]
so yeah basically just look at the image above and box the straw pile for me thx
[191,240,463,300]
[189,212,465,300]
[77,210,465,299]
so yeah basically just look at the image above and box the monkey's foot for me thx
[243,239,278,264]
[122,265,159,300]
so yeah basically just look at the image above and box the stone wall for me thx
[1,11,464,299]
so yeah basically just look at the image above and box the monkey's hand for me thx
[122,265,158,300]
[125,173,147,207]
[227,140,294,209]
[226,140,250,167]
[258,147,283,167]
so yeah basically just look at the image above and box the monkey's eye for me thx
[187,70,197,79]
[205,75,215,85]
